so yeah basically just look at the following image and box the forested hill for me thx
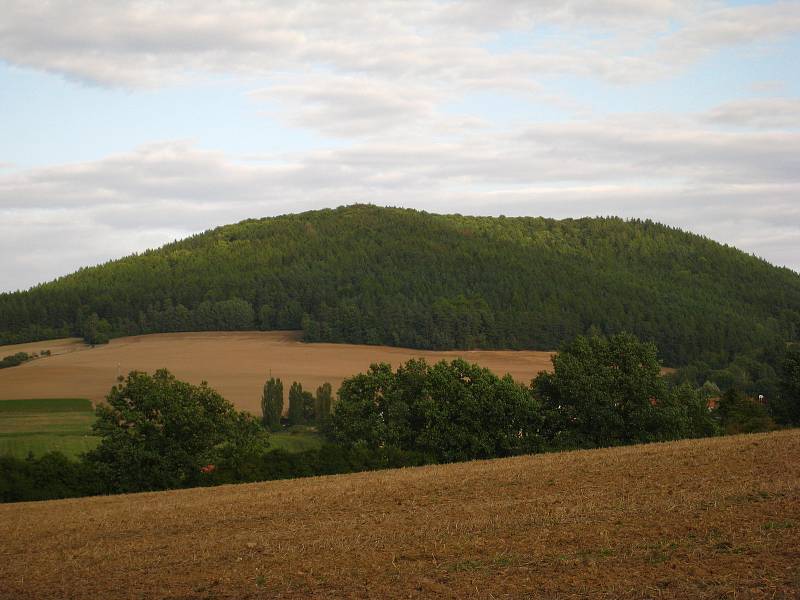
[2,205,799,365]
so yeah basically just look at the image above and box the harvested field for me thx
[0,337,87,357]
[0,332,554,413]
[1,430,798,599]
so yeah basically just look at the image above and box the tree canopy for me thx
[533,333,720,448]
[86,369,269,492]
[329,358,542,462]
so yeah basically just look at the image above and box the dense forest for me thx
[2,204,799,367]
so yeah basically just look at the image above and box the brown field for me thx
[0,332,554,413]
[0,337,87,357]
[1,430,798,599]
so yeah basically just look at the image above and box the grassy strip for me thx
[0,398,323,458]
[0,398,93,413]
[269,430,325,453]
[0,435,100,459]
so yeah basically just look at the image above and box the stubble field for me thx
[0,430,797,599]
[0,331,554,413]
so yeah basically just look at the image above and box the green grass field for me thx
[0,398,94,413]
[0,399,99,459]
[269,430,325,452]
[0,398,324,458]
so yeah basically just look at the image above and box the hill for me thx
[2,205,799,365]
[1,430,797,599]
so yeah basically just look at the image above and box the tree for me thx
[533,332,683,449]
[417,358,542,461]
[82,313,112,345]
[288,382,306,426]
[315,382,333,426]
[671,383,720,438]
[261,377,284,431]
[301,389,315,424]
[328,358,542,462]
[775,345,800,425]
[717,388,775,434]
[214,298,255,330]
[328,363,394,449]
[85,369,269,492]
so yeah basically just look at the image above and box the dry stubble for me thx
[0,430,798,599]
[0,332,554,413]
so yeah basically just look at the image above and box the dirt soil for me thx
[1,430,798,599]
[0,332,554,413]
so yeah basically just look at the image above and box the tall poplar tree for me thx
[288,382,305,426]
[315,382,333,426]
[261,377,284,431]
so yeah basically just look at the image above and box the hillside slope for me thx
[2,205,799,364]
[0,331,553,412]
[1,430,798,599]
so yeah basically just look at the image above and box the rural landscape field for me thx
[0,398,98,459]
[0,331,553,413]
[3,3,800,598]
[2,430,798,599]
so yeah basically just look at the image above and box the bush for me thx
[0,352,30,369]
[0,452,102,502]
[718,389,775,434]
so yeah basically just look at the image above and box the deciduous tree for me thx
[86,369,269,492]
[261,377,284,431]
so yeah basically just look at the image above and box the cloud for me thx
[1,1,797,89]
[664,1,800,50]
[748,80,788,94]
[702,98,800,129]
[2,110,799,291]
[250,75,446,138]
[2,2,799,291]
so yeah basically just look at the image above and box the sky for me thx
[1,1,799,293]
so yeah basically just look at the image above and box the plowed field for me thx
[1,430,798,599]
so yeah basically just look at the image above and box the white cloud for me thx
[1,1,797,89]
[665,1,800,50]
[1,1,799,291]
[250,75,445,138]
[2,111,799,291]
[702,98,800,129]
